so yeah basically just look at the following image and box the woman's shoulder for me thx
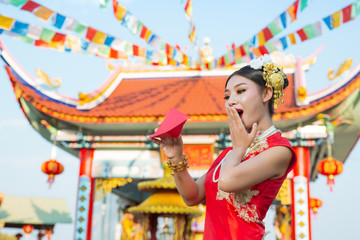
[267,131,292,148]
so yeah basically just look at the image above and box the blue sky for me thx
[0,0,360,239]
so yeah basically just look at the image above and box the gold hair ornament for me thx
[249,55,287,108]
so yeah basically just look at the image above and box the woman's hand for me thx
[225,104,258,155]
[147,127,184,162]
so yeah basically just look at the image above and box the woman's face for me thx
[224,75,268,130]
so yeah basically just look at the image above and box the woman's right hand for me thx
[147,129,184,161]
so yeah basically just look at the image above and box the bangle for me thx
[166,153,189,176]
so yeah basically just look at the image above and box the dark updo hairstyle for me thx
[225,65,289,116]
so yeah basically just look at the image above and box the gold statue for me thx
[35,68,61,88]
[328,58,352,80]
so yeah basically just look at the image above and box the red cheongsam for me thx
[203,132,296,240]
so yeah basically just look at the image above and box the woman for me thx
[148,55,296,239]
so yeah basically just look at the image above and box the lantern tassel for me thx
[47,175,55,188]
[327,175,335,192]
[312,208,318,220]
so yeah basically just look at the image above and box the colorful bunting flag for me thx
[111,0,187,65]
[300,0,308,11]
[268,18,283,36]
[99,0,110,9]
[33,6,54,21]
[287,0,300,22]
[323,15,333,30]
[11,21,29,36]
[288,33,297,45]
[280,12,287,28]
[53,13,66,29]
[92,30,107,45]
[40,28,56,42]
[21,1,40,12]
[0,15,14,30]
[27,24,42,39]
[257,31,266,46]
[9,0,27,7]
[351,0,360,19]
[332,10,341,28]
[279,36,288,50]
[184,0,193,20]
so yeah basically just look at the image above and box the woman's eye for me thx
[237,89,245,94]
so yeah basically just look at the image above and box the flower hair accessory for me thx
[249,54,286,108]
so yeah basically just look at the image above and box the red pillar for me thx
[74,149,95,240]
[291,147,312,240]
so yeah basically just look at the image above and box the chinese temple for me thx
[2,34,360,240]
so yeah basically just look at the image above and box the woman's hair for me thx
[225,65,289,116]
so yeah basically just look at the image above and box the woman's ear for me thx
[263,87,273,103]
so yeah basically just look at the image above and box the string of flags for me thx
[213,0,360,69]
[0,0,197,67]
[0,14,186,66]
[1,0,359,70]
[183,0,197,45]
[219,0,308,60]
[112,0,197,67]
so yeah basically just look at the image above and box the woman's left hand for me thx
[225,104,258,154]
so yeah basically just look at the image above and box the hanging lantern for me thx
[317,157,343,191]
[45,228,53,240]
[0,192,4,206]
[22,224,34,236]
[310,198,322,218]
[41,159,64,187]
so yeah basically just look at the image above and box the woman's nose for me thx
[227,96,236,106]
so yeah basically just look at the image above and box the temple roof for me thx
[3,42,360,125]
[128,192,202,216]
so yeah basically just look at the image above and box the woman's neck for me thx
[256,114,273,134]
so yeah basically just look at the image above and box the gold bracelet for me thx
[166,153,189,176]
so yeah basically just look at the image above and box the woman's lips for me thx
[235,108,243,118]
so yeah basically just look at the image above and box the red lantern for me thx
[310,198,322,218]
[22,225,34,236]
[41,159,64,187]
[317,157,343,191]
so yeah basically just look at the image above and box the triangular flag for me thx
[323,15,333,30]
[300,0,308,11]
[287,0,299,22]
[280,12,287,28]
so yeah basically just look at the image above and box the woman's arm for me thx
[147,135,206,206]
[218,146,292,192]
[219,103,292,192]
[173,168,206,206]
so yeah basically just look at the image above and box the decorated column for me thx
[74,149,95,240]
[291,147,312,240]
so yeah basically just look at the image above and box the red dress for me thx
[203,132,296,240]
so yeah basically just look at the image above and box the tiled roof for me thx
[6,65,360,123]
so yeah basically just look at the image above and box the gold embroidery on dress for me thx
[216,138,271,225]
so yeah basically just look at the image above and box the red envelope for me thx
[149,108,190,138]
